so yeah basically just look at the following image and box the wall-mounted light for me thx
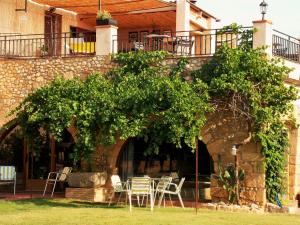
[231,144,238,156]
[259,0,268,20]
[48,7,56,13]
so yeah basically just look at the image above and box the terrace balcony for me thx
[0,23,299,67]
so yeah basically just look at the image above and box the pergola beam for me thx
[77,6,176,17]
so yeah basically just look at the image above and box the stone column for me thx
[95,25,118,56]
[176,0,190,32]
[252,20,273,56]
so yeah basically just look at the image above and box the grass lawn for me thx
[0,199,299,225]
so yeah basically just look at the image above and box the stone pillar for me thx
[176,0,190,32]
[252,20,273,56]
[95,25,118,56]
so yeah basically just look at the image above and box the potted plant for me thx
[96,10,118,26]
[39,45,48,57]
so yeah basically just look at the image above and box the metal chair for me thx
[0,166,16,195]
[127,176,154,211]
[133,41,144,51]
[43,167,72,197]
[174,38,194,55]
[108,175,128,206]
[158,177,185,208]
[170,172,180,182]
[154,176,172,207]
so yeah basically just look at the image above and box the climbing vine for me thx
[10,25,298,203]
[12,51,211,165]
[191,25,298,202]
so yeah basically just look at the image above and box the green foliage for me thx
[214,164,245,204]
[96,10,112,20]
[12,51,212,168]
[192,25,298,203]
[10,24,298,201]
[216,23,255,50]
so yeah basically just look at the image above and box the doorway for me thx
[117,138,214,181]
[44,12,62,56]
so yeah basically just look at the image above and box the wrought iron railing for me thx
[272,30,300,63]
[112,27,253,56]
[0,32,96,58]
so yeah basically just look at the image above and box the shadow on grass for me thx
[10,198,125,209]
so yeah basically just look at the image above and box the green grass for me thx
[0,199,299,225]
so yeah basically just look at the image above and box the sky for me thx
[196,0,300,38]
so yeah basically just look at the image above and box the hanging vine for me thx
[191,25,298,202]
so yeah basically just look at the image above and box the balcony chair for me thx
[133,41,145,51]
[158,177,185,208]
[0,166,16,195]
[174,38,194,55]
[43,167,72,197]
[108,175,128,206]
[127,176,154,211]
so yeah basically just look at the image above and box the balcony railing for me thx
[112,28,253,56]
[0,32,96,58]
[272,30,300,63]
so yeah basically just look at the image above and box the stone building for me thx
[0,0,300,207]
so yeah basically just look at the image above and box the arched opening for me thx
[1,124,76,191]
[116,137,214,200]
[0,127,24,190]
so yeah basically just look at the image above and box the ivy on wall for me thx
[191,30,298,202]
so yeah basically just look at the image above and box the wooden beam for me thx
[78,6,176,16]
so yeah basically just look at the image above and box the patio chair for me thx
[43,167,72,197]
[154,176,172,207]
[133,41,144,51]
[127,176,154,211]
[0,166,16,195]
[174,38,194,55]
[170,172,180,182]
[108,175,128,206]
[158,177,185,208]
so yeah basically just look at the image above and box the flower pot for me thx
[67,172,107,188]
[96,18,118,26]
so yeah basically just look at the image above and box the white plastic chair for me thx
[158,177,185,208]
[170,172,180,182]
[108,175,128,206]
[43,167,72,197]
[133,41,144,51]
[154,176,172,207]
[0,166,16,195]
[127,177,154,211]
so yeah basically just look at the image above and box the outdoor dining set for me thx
[108,174,185,211]
[133,34,194,54]
[0,165,185,211]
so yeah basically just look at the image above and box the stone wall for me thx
[202,111,265,205]
[0,56,208,127]
[0,55,267,205]
[0,56,115,127]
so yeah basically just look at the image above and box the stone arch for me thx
[112,137,214,181]
[0,119,19,144]
[201,111,266,205]
[96,110,266,205]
